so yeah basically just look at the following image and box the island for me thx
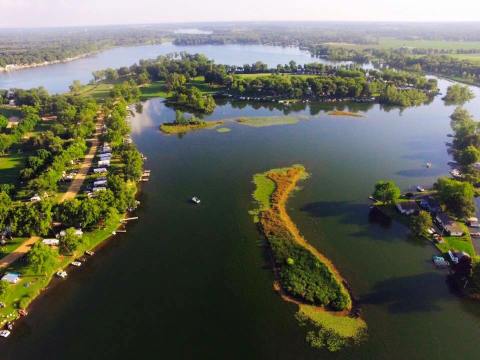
[251,165,366,351]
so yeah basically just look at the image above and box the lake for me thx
[2,46,480,359]
[0,43,339,94]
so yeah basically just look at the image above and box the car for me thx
[71,261,82,267]
[0,330,11,338]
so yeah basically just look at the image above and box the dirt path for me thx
[0,116,103,270]
[59,116,103,203]
[0,237,40,269]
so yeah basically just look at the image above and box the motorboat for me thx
[191,196,201,204]
[56,270,68,279]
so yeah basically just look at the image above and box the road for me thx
[0,115,103,270]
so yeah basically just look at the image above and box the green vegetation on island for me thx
[443,84,475,105]
[251,165,365,351]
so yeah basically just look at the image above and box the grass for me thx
[236,116,306,128]
[328,110,363,118]
[299,304,367,338]
[0,238,27,257]
[140,76,222,101]
[436,224,475,257]
[77,83,115,101]
[449,53,480,64]
[159,121,223,134]
[0,105,22,119]
[376,38,480,51]
[252,172,276,215]
[216,127,231,133]
[235,73,319,80]
[0,211,122,326]
[0,152,27,184]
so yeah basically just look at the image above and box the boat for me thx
[85,250,94,256]
[18,309,28,316]
[426,162,432,168]
[6,322,13,330]
[56,270,67,279]
[191,196,201,204]
[0,330,11,338]
[433,256,449,268]
[416,186,426,192]
[471,232,480,237]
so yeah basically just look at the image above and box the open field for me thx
[0,152,27,184]
[236,116,306,127]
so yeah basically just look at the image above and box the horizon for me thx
[1,0,480,28]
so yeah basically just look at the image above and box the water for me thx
[2,47,480,358]
[0,43,336,93]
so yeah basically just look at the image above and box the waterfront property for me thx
[435,213,464,237]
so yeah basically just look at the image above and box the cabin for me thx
[42,238,60,246]
[436,213,464,236]
[396,201,419,216]
[1,272,20,284]
[59,229,83,237]
[93,167,108,174]
[93,186,107,192]
[93,179,107,187]
[29,194,41,202]
[98,159,110,167]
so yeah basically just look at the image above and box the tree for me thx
[59,227,82,255]
[69,80,83,94]
[27,242,57,274]
[0,114,8,130]
[443,84,475,105]
[435,177,475,218]
[166,73,187,92]
[0,192,11,228]
[410,211,433,239]
[372,180,400,204]
[458,145,480,167]
[0,281,9,299]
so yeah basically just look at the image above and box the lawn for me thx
[76,82,115,101]
[235,116,307,128]
[299,304,367,338]
[0,238,27,257]
[140,77,221,101]
[0,105,22,119]
[0,152,27,184]
[376,38,480,51]
[0,212,122,326]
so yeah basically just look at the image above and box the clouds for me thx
[0,0,479,28]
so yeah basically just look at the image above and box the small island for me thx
[251,165,366,351]
[159,110,223,134]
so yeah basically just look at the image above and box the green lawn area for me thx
[436,224,476,257]
[140,76,221,101]
[299,304,367,338]
[76,82,115,101]
[235,73,319,80]
[376,38,480,50]
[236,115,307,128]
[449,53,480,64]
[0,212,122,326]
[0,105,22,119]
[0,238,27,257]
[0,152,27,184]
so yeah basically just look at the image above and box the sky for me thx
[1,0,480,28]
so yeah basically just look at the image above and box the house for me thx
[396,201,419,216]
[98,159,110,167]
[93,179,107,187]
[42,238,60,246]
[59,229,83,237]
[93,167,108,174]
[92,186,107,192]
[435,213,464,237]
[1,272,20,284]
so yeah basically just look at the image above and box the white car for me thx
[0,330,11,338]
[71,261,82,267]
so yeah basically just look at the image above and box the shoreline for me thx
[0,52,99,73]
